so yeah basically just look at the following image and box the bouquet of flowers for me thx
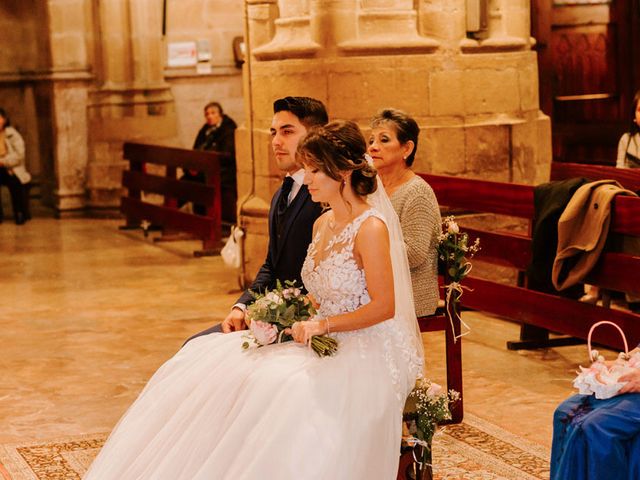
[437,216,480,340]
[402,378,461,470]
[241,280,338,357]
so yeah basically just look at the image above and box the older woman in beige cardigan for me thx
[0,108,31,224]
[368,108,441,317]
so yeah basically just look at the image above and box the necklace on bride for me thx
[328,217,346,233]
[327,211,351,233]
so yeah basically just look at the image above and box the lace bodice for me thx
[302,209,380,318]
[301,208,421,399]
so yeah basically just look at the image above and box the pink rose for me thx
[250,320,278,346]
[426,382,443,397]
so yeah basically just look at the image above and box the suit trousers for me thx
[183,323,223,346]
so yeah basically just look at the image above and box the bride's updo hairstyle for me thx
[297,120,377,197]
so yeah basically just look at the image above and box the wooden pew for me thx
[400,169,639,480]
[417,173,640,353]
[551,162,640,192]
[417,291,463,424]
[397,278,463,480]
[120,142,227,256]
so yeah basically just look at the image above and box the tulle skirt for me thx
[84,326,408,480]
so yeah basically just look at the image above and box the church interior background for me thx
[1,1,639,478]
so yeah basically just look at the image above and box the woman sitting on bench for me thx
[0,107,31,225]
[550,345,640,480]
[367,108,441,317]
[615,89,640,312]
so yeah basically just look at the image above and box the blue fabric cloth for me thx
[550,393,640,480]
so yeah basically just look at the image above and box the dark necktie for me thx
[277,176,295,217]
[276,176,295,239]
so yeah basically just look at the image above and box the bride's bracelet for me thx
[324,318,331,335]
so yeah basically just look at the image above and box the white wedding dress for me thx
[85,208,422,480]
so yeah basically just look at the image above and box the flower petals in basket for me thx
[573,321,640,399]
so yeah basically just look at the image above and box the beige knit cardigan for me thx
[390,175,441,317]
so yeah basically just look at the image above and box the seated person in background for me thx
[615,89,640,312]
[183,101,237,223]
[617,89,640,170]
[582,90,640,311]
[550,345,640,480]
[367,108,441,317]
[0,107,31,225]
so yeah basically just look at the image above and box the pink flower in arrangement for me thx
[250,320,278,346]
[426,382,443,397]
[447,221,459,235]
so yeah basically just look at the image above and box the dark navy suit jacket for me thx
[236,181,322,305]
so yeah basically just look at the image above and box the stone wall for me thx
[238,0,551,284]
[164,0,245,148]
[0,0,244,215]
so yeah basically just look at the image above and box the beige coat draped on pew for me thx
[552,180,638,291]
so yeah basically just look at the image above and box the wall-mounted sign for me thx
[167,42,197,67]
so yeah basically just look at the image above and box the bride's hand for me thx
[291,320,326,344]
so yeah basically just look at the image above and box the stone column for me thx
[86,0,178,213]
[28,0,93,212]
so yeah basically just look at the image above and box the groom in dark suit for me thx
[185,96,328,342]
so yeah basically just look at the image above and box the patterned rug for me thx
[0,413,549,480]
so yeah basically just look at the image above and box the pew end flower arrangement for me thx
[242,280,338,357]
[402,379,461,472]
[437,216,480,340]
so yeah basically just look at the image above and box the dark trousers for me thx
[0,168,30,222]
[182,322,223,347]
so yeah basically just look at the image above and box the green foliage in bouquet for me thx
[246,280,315,329]
[436,216,480,341]
[242,280,338,357]
[436,216,480,284]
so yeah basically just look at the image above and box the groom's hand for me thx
[221,307,247,333]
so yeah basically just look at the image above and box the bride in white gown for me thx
[84,120,424,480]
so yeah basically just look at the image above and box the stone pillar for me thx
[22,0,92,211]
[86,0,178,213]
[239,0,550,283]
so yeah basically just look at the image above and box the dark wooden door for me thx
[532,0,640,165]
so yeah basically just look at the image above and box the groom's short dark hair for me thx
[273,97,328,128]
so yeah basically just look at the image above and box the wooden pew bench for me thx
[551,162,640,192]
[120,142,228,256]
[418,172,640,353]
[546,162,640,317]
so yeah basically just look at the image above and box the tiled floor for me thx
[0,217,593,449]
